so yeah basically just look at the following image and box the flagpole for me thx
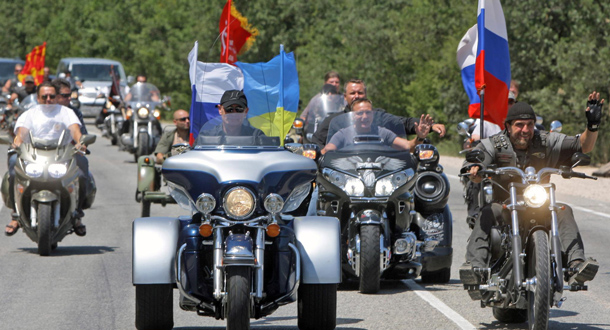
[223,0,232,63]
[478,86,485,208]
[279,44,285,138]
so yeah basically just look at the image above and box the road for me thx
[1,124,609,330]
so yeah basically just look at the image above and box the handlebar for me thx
[460,165,597,182]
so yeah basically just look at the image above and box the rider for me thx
[321,98,432,154]
[4,81,87,236]
[299,70,343,121]
[154,109,190,164]
[459,94,604,288]
[8,75,37,108]
[311,79,446,148]
[2,63,23,94]
[195,90,265,143]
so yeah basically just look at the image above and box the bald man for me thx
[154,109,190,164]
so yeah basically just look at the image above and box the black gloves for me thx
[586,99,603,132]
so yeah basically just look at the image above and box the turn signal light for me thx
[292,119,304,129]
[266,223,281,237]
[17,183,25,194]
[199,222,213,237]
[144,157,150,163]
[418,150,434,160]
[303,149,317,160]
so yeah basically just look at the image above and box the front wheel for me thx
[136,132,150,160]
[135,284,173,330]
[298,284,337,330]
[527,230,551,330]
[37,203,52,256]
[225,267,251,330]
[359,225,381,294]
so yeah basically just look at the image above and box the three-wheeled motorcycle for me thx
[133,114,340,330]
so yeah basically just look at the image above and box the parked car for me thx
[56,58,129,117]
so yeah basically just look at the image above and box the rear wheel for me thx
[359,225,381,294]
[493,307,527,323]
[527,230,551,330]
[225,267,251,330]
[298,283,337,330]
[37,203,52,256]
[135,284,173,330]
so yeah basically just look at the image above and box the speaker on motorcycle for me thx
[414,171,450,212]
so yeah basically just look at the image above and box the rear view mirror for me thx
[571,152,590,167]
[80,134,97,146]
[457,122,471,137]
[466,149,486,163]
[549,120,562,133]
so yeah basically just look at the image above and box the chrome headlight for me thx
[224,187,255,219]
[523,184,548,208]
[137,107,150,119]
[283,182,311,213]
[375,169,415,196]
[24,162,44,178]
[153,109,161,119]
[322,168,364,197]
[264,194,284,214]
[196,193,216,214]
[48,163,68,178]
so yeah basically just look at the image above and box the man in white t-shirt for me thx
[5,81,87,236]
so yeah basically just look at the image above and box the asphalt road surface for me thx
[1,124,609,330]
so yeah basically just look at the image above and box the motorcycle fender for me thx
[293,216,341,284]
[223,234,255,265]
[132,217,180,284]
[31,190,58,203]
[137,156,156,192]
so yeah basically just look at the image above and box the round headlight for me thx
[523,184,548,208]
[48,163,68,178]
[264,194,284,214]
[25,163,44,178]
[137,107,150,119]
[196,193,216,214]
[375,177,394,196]
[224,187,255,219]
[153,109,161,119]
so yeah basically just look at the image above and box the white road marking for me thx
[404,279,477,330]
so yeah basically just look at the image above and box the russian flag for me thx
[188,42,299,145]
[458,0,511,129]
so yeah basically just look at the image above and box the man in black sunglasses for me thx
[8,75,37,109]
[154,109,191,164]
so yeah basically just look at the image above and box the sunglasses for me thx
[224,106,245,113]
[176,116,190,122]
[59,93,71,98]
[40,94,56,100]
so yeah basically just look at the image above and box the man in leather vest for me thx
[460,93,604,288]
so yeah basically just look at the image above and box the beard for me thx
[509,133,531,150]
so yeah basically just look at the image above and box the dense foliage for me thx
[2,0,609,162]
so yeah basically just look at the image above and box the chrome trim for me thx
[213,228,224,300]
[349,197,389,203]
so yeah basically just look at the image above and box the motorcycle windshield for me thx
[127,82,161,103]
[17,94,38,111]
[194,113,281,148]
[19,127,73,149]
[326,111,407,152]
[303,93,345,134]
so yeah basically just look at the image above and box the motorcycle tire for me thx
[225,266,251,330]
[37,203,53,256]
[298,284,337,330]
[136,133,150,161]
[135,284,173,330]
[141,200,151,217]
[359,225,381,294]
[493,307,527,323]
[110,134,118,146]
[526,230,551,330]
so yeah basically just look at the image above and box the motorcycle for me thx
[132,114,341,330]
[0,130,96,256]
[119,82,164,161]
[461,149,596,329]
[315,112,453,293]
[101,97,125,145]
[457,118,564,229]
